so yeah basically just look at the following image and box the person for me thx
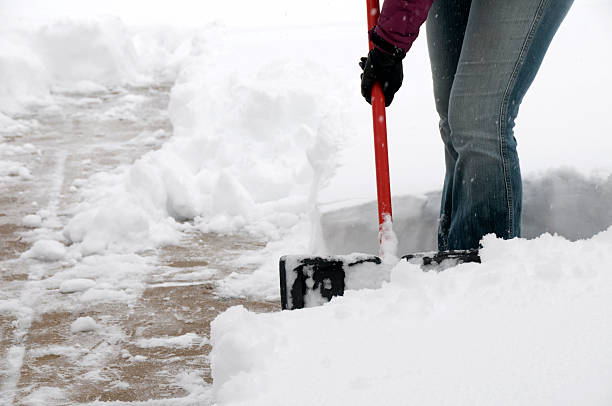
[360,0,573,251]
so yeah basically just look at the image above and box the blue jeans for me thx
[426,0,573,251]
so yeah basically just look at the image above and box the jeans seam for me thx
[498,0,549,238]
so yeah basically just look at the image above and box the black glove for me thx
[359,30,405,107]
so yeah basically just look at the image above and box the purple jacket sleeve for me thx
[374,0,434,53]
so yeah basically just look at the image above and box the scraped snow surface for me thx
[136,333,207,349]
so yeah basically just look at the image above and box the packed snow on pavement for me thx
[1,0,611,404]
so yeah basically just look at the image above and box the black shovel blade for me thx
[403,249,481,270]
[279,250,480,310]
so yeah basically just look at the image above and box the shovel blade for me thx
[279,250,480,310]
[279,254,381,310]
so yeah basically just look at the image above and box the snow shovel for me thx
[279,0,480,310]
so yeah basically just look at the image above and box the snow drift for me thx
[0,17,191,115]
[211,229,612,405]
[62,25,350,255]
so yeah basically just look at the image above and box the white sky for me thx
[1,0,609,29]
[0,0,362,27]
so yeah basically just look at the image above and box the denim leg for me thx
[427,0,573,250]
[426,0,472,251]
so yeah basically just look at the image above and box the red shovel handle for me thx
[366,0,392,228]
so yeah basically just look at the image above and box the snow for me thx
[16,166,33,180]
[211,230,612,405]
[58,278,96,294]
[70,316,99,333]
[136,333,207,349]
[22,214,42,228]
[51,80,108,94]
[0,34,50,115]
[1,346,25,404]
[78,289,131,304]
[20,386,66,406]
[55,25,348,257]
[379,214,399,264]
[21,239,67,262]
[315,170,612,257]
[2,1,608,298]
[1,0,611,404]
[64,195,163,256]
[0,162,34,181]
[0,16,193,115]
[46,1,610,303]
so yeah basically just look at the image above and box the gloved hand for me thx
[359,30,405,107]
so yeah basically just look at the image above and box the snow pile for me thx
[130,26,198,84]
[70,316,99,333]
[0,159,35,181]
[0,33,50,115]
[0,17,193,115]
[166,42,344,238]
[62,26,350,255]
[31,253,153,307]
[64,174,181,255]
[22,214,42,228]
[59,279,97,294]
[33,18,145,88]
[21,240,67,261]
[211,230,612,405]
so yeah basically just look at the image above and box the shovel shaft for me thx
[366,0,393,228]
[372,86,392,227]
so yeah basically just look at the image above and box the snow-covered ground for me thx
[212,230,612,405]
[1,0,611,404]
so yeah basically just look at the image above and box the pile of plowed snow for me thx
[61,24,357,257]
[0,17,191,116]
[211,230,612,405]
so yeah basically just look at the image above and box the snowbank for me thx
[34,18,145,87]
[62,25,351,255]
[211,230,612,405]
[0,17,193,115]
[165,31,345,238]
[63,179,181,255]
[0,34,50,115]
